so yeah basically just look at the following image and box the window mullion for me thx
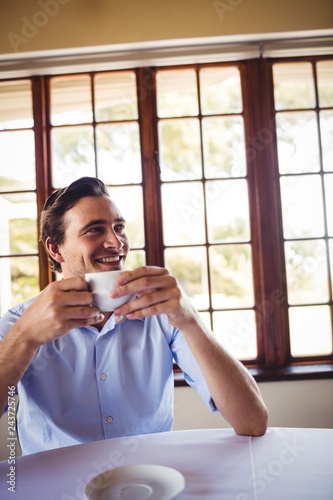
[136,67,164,267]
[32,76,52,289]
[242,59,290,369]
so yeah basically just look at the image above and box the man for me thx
[0,177,267,455]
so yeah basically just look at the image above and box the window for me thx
[0,56,332,380]
[156,67,256,360]
[0,79,39,315]
[48,72,146,271]
[273,60,333,359]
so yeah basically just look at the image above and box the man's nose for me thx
[103,230,124,250]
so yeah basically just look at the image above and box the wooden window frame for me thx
[5,55,332,383]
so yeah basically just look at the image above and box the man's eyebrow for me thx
[80,218,126,232]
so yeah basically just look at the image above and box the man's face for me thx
[55,196,129,278]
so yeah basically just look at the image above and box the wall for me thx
[0,0,332,55]
[174,379,333,431]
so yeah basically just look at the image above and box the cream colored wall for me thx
[0,0,332,55]
[174,380,333,431]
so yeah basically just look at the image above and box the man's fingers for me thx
[68,311,105,328]
[115,266,169,286]
[43,278,93,307]
[112,270,175,299]
[60,290,93,306]
[62,305,102,320]
[51,276,90,295]
[113,287,176,318]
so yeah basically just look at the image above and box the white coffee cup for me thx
[85,270,135,311]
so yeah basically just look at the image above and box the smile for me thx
[96,256,123,263]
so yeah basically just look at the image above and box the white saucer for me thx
[84,464,185,500]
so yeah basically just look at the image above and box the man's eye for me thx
[115,224,125,233]
[87,227,102,234]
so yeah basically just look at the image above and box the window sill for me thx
[173,363,333,387]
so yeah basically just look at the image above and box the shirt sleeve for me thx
[170,327,218,413]
[0,302,30,414]
[0,297,35,341]
[0,308,21,341]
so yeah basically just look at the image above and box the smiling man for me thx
[0,177,268,455]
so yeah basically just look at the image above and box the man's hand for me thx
[111,266,196,328]
[15,277,104,347]
[0,277,103,412]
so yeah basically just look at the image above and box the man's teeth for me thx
[98,256,121,263]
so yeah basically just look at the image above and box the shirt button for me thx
[106,416,113,423]
[100,374,107,381]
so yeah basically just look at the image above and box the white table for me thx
[0,427,332,499]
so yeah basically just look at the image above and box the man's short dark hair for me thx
[40,177,109,273]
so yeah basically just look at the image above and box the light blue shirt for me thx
[0,299,217,455]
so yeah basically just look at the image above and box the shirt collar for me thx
[98,314,145,337]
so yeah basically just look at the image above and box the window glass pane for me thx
[156,70,198,118]
[202,116,246,178]
[200,67,242,115]
[107,185,145,249]
[330,239,333,297]
[162,182,205,245]
[164,246,209,310]
[50,75,93,125]
[273,62,316,110]
[198,311,212,329]
[0,130,36,191]
[0,80,33,130]
[206,180,250,243]
[276,111,320,174]
[285,239,329,304]
[125,250,146,270]
[320,110,333,172]
[51,126,95,188]
[0,193,38,255]
[325,174,333,236]
[213,310,257,359]
[0,256,39,315]
[158,119,202,181]
[317,60,333,107]
[209,244,254,308]
[289,305,332,356]
[97,123,142,184]
[94,71,138,121]
[280,175,325,238]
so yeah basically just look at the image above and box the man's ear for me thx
[45,237,65,264]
